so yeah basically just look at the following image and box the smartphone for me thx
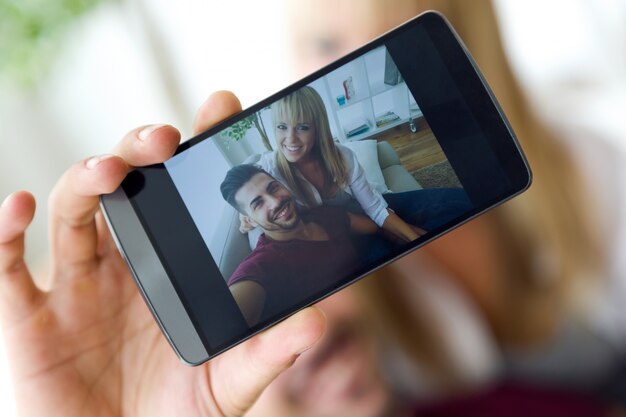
[101,11,531,365]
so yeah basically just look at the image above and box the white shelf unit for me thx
[311,45,423,143]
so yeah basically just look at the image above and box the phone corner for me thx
[523,166,534,191]
[175,349,210,367]
[418,9,451,27]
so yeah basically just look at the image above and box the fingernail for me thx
[86,154,114,170]
[1,193,13,208]
[138,124,167,141]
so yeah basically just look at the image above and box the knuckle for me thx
[59,212,95,229]
[0,256,26,278]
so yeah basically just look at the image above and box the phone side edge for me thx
[425,11,533,191]
[100,188,210,365]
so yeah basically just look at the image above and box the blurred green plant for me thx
[0,0,107,88]
[222,110,272,151]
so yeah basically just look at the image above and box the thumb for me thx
[207,306,326,417]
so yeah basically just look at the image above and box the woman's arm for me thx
[382,210,425,242]
[338,146,426,242]
[339,145,390,226]
[347,212,379,235]
[229,280,266,326]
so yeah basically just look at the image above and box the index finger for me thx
[48,125,180,278]
[193,91,243,135]
[48,91,245,279]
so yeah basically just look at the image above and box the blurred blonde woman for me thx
[245,0,626,410]
[284,0,622,385]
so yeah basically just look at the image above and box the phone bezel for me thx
[101,10,532,364]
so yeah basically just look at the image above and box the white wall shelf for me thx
[311,45,423,143]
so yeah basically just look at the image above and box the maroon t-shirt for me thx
[228,205,359,322]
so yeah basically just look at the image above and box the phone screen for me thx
[116,13,530,359]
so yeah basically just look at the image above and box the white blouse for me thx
[256,144,390,227]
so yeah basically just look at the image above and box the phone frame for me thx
[101,11,532,365]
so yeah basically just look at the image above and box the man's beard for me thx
[267,197,300,231]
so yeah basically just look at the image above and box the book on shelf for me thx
[343,117,371,138]
[346,124,370,138]
[375,111,400,128]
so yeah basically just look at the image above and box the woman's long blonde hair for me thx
[271,86,350,206]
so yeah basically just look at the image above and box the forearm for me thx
[348,212,379,235]
[229,280,266,326]
[382,211,419,242]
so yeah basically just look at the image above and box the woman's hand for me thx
[382,211,424,242]
[0,91,325,417]
[411,225,427,237]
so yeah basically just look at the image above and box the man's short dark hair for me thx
[220,164,270,212]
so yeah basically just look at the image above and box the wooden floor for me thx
[370,117,445,173]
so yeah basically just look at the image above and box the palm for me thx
[4,246,207,417]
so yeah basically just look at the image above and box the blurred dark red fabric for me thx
[415,383,605,417]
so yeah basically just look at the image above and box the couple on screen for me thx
[220,86,470,326]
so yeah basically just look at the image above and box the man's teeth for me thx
[275,205,289,219]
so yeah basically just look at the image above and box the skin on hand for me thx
[0,91,326,417]
[382,211,420,242]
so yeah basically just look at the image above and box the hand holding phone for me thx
[0,92,326,417]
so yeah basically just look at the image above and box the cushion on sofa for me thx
[383,165,422,193]
[377,141,401,169]
[342,139,389,194]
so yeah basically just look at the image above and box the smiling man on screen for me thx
[220,164,379,326]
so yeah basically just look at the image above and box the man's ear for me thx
[243,214,258,228]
